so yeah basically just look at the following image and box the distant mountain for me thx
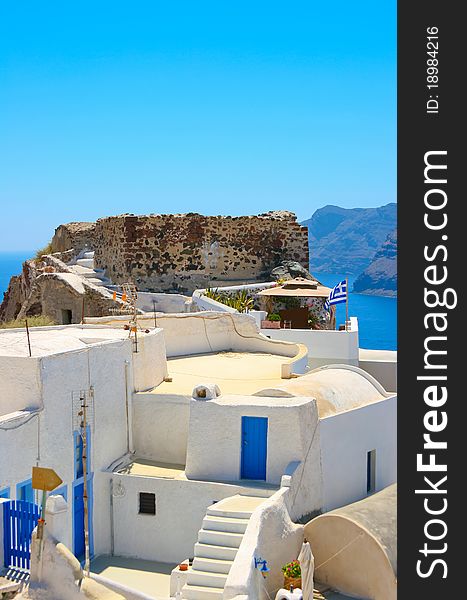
[353,229,397,296]
[302,203,397,275]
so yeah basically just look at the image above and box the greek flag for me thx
[324,280,347,311]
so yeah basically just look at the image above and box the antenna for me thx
[72,389,94,576]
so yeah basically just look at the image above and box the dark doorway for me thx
[61,309,72,324]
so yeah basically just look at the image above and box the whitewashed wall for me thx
[0,327,167,557]
[109,473,273,563]
[185,396,320,497]
[224,488,304,600]
[132,329,168,392]
[133,394,190,465]
[260,327,360,369]
[0,356,42,415]
[136,291,192,314]
[319,395,397,512]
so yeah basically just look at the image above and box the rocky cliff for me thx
[302,203,397,274]
[353,230,397,296]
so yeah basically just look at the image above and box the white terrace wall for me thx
[155,312,304,361]
[319,395,397,512]
[224,488,304,600]
[132,329,168,392]
[109,473,274,564]
[135,291,193,314]
[85,313,308,374]
[261,326,360,369]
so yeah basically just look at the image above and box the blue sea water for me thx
[317,272,397,351]
[0,252,33,299]
[0,254,396,350]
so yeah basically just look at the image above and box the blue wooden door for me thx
[73,482,85,560]
[241,416,268,480]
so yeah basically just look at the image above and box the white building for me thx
[1,313,396,600]
[0,324,167,563]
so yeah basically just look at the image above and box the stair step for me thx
[187,569,228,588]
[203,515,249,534]
[86,278,105,286]
[76,258,94,268]
[207,495,265,519]
[198,529,243,548]
[182,584,224,600]
[81,271,105,280]
[194,542,238,561]
[192,557,233,574]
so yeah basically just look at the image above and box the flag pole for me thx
[345,277,349,330]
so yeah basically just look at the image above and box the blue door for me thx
[73,482,85,560]
[241,417,268,480]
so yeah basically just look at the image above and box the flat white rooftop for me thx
[0,325,147,357]
[153,351,291,396]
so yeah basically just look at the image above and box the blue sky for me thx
[0,1,396,252]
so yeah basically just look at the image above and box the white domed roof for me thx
[254,364,389,417]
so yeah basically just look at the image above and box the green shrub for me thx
[0,315,56,329]
[267,313,281,321]
[34,241,54,261]
[204,288,254,313]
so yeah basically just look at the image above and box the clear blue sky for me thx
[0,1,396,252]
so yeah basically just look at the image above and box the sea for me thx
[317,272,397,351]
[0,251,33,298]
[0,254,397,351]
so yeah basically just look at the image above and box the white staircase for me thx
[71,251,112,288]
[182,495,266,600]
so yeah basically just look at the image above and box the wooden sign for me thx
[32,467,63,492]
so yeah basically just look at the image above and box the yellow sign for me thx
[32,467,63,492]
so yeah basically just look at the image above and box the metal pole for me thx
[345,277,349,330]
[80,392,91,576]
[81,296,85,324]
[37,489,47,581]
[25,318,32,356]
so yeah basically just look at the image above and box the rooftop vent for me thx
[192,383,221,400]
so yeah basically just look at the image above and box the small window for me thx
[367,449,376,494]
[139,492,156,515]
[75,434,84,479]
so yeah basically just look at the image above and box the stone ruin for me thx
[0,211,309,324]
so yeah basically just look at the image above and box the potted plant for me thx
[261,313,281,329]
[281,559,301,590]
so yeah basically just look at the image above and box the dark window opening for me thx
[139,492,156,515]
[75,434,84,479]
[367,449,376,494]
[62,309,72,324]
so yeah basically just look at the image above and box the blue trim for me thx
[53,485,68,502]
[16,479,34,503]
[0,487,10,499]
[72,426,94,562]
[72,475,94,561]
